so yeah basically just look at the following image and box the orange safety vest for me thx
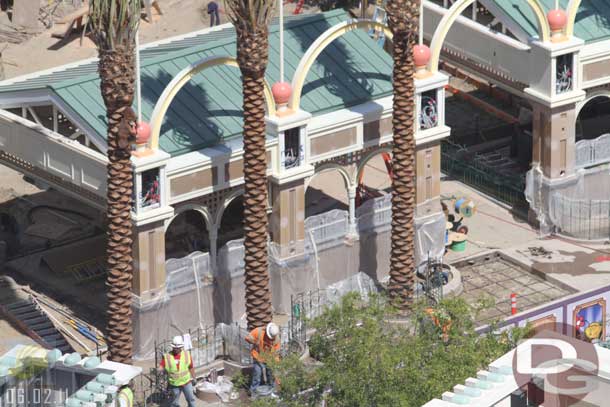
[247,327,280,363]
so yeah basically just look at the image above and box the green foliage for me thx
[265,293,530,406]
[90,0,141,50]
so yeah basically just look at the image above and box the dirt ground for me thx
[1,0,321,81]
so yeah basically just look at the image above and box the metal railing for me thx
[441,143,527,209]
[550,193,610,240]
[304,209,348,247]
[575,134,610,169]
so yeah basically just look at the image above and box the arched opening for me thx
[165,209,210,260]
[576,96,610,142]
[217,195,244,249]
[305,167,350,218]
[356,151,392,208]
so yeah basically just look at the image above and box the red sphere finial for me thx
[547,8,567,32]
[272,82,292,105]
[413,44,431,67]
[136,121,151,145]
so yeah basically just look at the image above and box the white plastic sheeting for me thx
[526,164,610,240]
[356,193,392,233]
[134,195,446,359]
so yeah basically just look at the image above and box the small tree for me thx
[257,294,529,406]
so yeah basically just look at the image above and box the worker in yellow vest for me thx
[245,322,280,395]
[117,382,134,407]
[159,335,197,407]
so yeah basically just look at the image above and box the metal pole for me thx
[135,29,142,123]
[279,0,284,82]
[419,0,423,46]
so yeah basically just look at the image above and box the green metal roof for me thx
[48,10,392,156]
[492,0,610,43]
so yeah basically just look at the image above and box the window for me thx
[420,90,438,130]
[556,53,573,94]
[283,127,301,169]
[140,168,161,210]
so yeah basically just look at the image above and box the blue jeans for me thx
[250,361,274,393]
[169,382,196,407]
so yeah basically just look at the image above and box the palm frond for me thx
[90,0,141,50]
[224,0,275,35]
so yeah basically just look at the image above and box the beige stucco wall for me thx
[310,126,358,157]
[269,179,306,257]
[583,58,610,83]
[415,141,442,217]
[532,102,576,178]
[170,168,215,196]
[132,220,167,297]
[363,117,392,143]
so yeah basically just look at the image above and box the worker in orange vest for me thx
[245,322,280,395]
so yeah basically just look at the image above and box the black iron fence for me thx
[441,142,527,210]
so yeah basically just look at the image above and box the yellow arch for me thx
[289,20,392,111]
[149,56,275,150]
[566,0,581,37]
[429,0,550,73]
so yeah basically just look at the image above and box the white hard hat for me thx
[171,335,184,348]
[266,323,279,339]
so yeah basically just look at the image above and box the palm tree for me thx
[225,0,275,328]
[90,0,141,363]
[385,0,419,310]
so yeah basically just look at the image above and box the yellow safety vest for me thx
[163,351,192,387]
[117,387,134,407]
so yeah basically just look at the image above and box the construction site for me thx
[0,0,610,405]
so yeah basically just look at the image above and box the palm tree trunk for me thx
[238,32,273,329]
[99,46,136,363]
[386,0,419,310]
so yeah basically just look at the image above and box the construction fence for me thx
[527,164,610,241]
[133,194,445,360]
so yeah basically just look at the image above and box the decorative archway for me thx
[290,3,550,111]
[164,204,212,259]
[214,188,245,229]
[356,146,393,182]
[165,203,213,232]
[575,90,610,141]
[428,0,550,73]
[289,20,392,111]
[566,0,582,37]
[149,56,276,150]
[305,162,353,191]
[305,163,352,218]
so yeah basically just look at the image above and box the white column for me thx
[348,184,358,236]
[209,227,218,271]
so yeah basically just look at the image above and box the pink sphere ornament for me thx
[413,44,431,67]
[136,121,151,145]
[272,82,292,105]
[547,9,567,32]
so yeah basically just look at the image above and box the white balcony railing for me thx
[424,1,531,85]
[0,109,107,202]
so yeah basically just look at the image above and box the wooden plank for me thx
[12,0,40,29]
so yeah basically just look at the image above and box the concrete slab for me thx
[503,239,610,292]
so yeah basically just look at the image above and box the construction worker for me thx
[116,381,134,407]
[159,335,197,407]
[245,322,280,395]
